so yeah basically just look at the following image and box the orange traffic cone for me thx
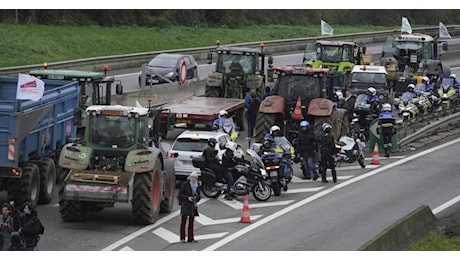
[240,194,251,223]
[292,97,303,119]
[371,143,380,165]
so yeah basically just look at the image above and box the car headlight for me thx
[165,72,174,78]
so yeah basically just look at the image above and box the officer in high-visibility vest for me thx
[377,103,396,158]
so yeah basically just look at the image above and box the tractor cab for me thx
[205,40,273,99]
[303,40,369,72]
[29,64,124,136]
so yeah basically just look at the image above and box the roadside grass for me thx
[408,232,460,250]
[0,24,393,67]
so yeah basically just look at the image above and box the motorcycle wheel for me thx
[252,182,271,201]
[202,184,222,198]
[358,154,366,168]
[282,178,288,192]
[271,179,282,196]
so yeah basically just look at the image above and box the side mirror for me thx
[116,83,123,95]
[442,42,448,51]
[207,53,213,64]
[361,46,367,54]
[268,56,273,65]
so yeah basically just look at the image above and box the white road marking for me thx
[202,138,460,251]
[218,196,294,209]
[119,246,134,251]
[196,213,262,225]
[153,227,228,244]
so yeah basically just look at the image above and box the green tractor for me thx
[29,64,124,137]
[58,104,176,225]
[205,40,273,99]
[303,40,369,89]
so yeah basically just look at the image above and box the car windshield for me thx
[172,138,209,152]
[351,73,387,85]
[148,55,178,68]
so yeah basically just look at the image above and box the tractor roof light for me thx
[43,62,49,70]
[216,40,221,47]
[103,65,109,72]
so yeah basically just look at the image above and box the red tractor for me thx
[254,66,349,144]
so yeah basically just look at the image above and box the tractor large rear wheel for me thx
[132,157,162,224]
[254,112,280,144]
[205,85,220,97]
[314,108,339,139]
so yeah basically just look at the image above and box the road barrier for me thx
[358,205,446,250]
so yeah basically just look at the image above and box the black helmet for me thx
[322,123,332,133]
[208,138,217,147]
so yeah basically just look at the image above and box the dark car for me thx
[138,53,198,87]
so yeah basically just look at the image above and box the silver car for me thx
[168,130,231,181]
[138,53,198,87]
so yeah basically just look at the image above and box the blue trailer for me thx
[0,76,79,207]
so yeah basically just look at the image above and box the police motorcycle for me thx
[393,92,420,121]
[212,110,239,141]
[333,124,366,168]
[250,136,291,196]
[192,143,272,201]
[436,78,459,111]
[353,94,381,140]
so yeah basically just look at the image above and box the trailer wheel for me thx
[160,168,176,213]
[205,85,220,97]
[254,112,280,143]
[59,184,88,222]
[13,163,40,208]
[132,157,162,224]
[38,158,56,205]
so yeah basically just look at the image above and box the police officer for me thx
[202,138,225,180]
[377,103,397,158]
[318,123,338,183]
[295,121,319,180]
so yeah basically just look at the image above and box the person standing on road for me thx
[245,89,260,141]
[318,123,338,183]
[295,121,319,180]
[342,89,356,122]
[178,171,201,243]
[0,203,14,251]
[377,103,397,158]
[13,202,43,251]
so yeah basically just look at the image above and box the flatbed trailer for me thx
[158,95,245,138]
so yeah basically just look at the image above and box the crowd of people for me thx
[0,202,44,251]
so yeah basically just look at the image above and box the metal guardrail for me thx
[1,26,460,76]
[398,105,460,147]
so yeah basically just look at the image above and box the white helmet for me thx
[368,87,376,95]
[450,74,457,79]
[382,103,391,112]
[219,110,228,117]
[270,125,281,135]
[422,76,429,83]
[407,84,415,91]
[225,141,237,152]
